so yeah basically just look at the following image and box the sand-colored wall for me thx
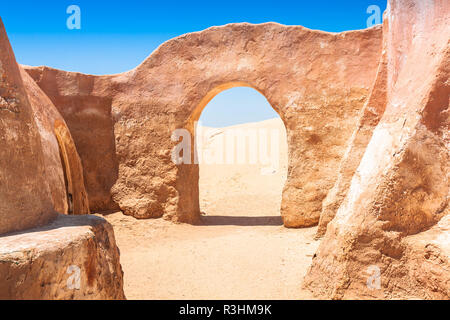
[19,68,69,214]
[304,0,449,299]
[0,19,57,235]
[0,214,124,299]
[53,119,90,215]
[25,23,383,227]
[0,19,123,298]
[23,67,119,213]
[19,67,89,216]
[316,18,389,237]
[0,17,90,235]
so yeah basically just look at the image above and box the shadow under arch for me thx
[180,81,289,225]
[54,119,90,215]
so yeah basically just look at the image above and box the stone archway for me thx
[181,82,288,223]
[54,119,90,215]
[25,23,384,228]
[188,82,275,128]
[111,24,383,228]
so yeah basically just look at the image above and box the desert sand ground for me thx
[103,118,320,299]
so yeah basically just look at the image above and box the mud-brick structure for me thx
[0,18,124,299]
[24,21,383,228]
[304,0,449,299]
[0,0,448,299]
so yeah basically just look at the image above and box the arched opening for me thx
[193,85,288,225]
[54,120,90,215]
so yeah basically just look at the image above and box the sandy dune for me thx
[103,118,320,299]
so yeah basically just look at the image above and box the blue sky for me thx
[1,0,387,127]
[200,87,280,127]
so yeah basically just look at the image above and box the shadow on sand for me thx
[199,215,283,226]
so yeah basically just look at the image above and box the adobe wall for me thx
[0,19,124,299]
[19,67,89,215]
[0,18,89,232]
[304,0,449,299]
[316,18,389,237]
[0,214,125,299]
[24,67,119,213]
[0,19,56,235]
[25,23,383,227]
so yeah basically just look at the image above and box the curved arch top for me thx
[188,81,283,132]
[24,22,384,227]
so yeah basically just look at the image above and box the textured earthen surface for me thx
[25,23,383,227]
[304,0,449,299]
[19,68,69,214]
[0,18,56,235]
[20,67,89,215]
[0,18,124,300]
[24,67,119,213]
[0,214,125,300]
[2,0,448,301]
[316,18,389,238]
[54,118,90,215]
